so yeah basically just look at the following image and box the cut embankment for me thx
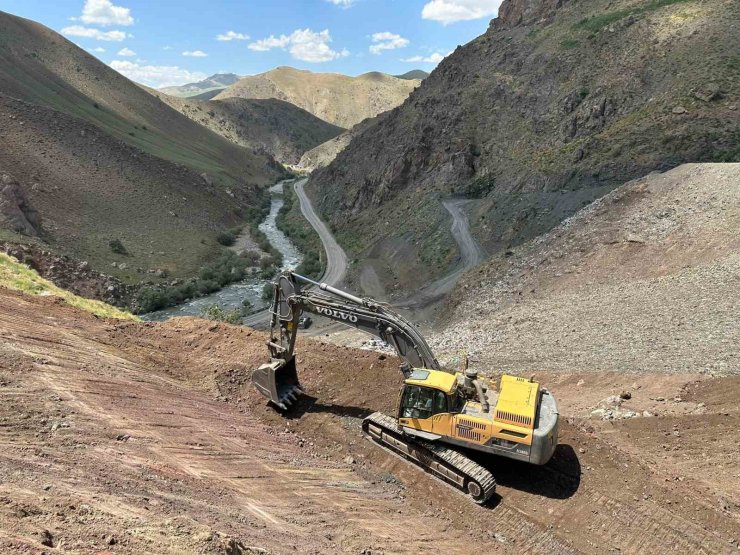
[3,284,737,553]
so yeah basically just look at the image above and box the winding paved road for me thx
[245,180,484,326]
[242,178,348,327]
[294,178,348,286]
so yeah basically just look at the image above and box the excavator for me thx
[252,271,559,504]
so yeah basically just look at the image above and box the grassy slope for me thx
[0,10,288,286]
[0,252,136,319]
[215,66,420,128]
[0,11,279,188]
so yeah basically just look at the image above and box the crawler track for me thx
[362,412,496,504]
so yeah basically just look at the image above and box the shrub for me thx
[136,251,252,313]
[199,304,243,325]
[216,231,237,246]
[262,283,274,301]
[295,251,322,280]
[109,239,128,255]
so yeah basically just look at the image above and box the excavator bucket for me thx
[252,357,303,411]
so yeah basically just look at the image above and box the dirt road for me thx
[397,198,485,310]
[1,289,738,554]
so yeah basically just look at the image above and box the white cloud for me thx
[80,0,133,26]
[421,0,503,24]
[89,46,106,53]
[217,31,250,42]
[325,0,357,7]
[109,60,207,88]
[62,25,128,41]
[163,45,173,50]
[369,32,409,55]
[182,50,208,57]
[117,47,136,56]
[249,29,349,63]
[401,51,449,64]
[248,35,291,52]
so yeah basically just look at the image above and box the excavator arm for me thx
[253,271,441,410]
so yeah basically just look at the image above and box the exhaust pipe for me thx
[252,356,304,411]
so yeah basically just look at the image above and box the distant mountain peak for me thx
[159,73,241,97]
[394,70,429,81]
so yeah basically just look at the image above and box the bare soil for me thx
[1,289,738,554]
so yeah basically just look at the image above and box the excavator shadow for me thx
[280,395,374,421]
[471,444,581,501]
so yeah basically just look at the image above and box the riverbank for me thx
[142,180,303,323]
[276,181,325,280]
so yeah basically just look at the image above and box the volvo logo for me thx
[315,306,358,323]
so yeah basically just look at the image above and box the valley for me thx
[0,0,738,554]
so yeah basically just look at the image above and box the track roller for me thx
[362,412,496,504]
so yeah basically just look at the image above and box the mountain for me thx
[149,91,344,166]
[395,70,430,80]
[297,118,375,172]
[159,73,241,98]
[308,0,740,294]
[214,66,421,128]
[0,11,285,286]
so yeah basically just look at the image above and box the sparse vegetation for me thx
[465,175,496,198]
[276,183,324,279]
[109,239,128,255]
[574,0,694,33]
[136,250,255,313]
[262,282,274,301]
[216,230,238,246]
[0,253,137,320]
[560,39,580,50]
[199,303,246,324]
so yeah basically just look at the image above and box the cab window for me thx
[401,386,448,419]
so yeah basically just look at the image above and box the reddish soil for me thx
[1,289,738,554]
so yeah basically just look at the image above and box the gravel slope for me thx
[433,164,740,375]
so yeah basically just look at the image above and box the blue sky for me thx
[2,0,503,87]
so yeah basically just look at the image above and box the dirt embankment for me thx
[1,289,738,554]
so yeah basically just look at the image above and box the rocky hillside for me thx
[0,11,285,288]
[308,0,739,293]
[433,163,740,374]
[215,66,421,128]
[159,73,241,97]
[297,118,376,171]
[151,92,344,166]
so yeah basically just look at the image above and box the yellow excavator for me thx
[253,272,559,504]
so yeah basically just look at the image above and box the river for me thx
[142,180,302,322]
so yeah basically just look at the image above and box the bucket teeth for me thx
[275,386,302,411]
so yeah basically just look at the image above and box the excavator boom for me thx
[253,271,440,409]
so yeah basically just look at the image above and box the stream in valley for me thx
[142,180,302,322]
